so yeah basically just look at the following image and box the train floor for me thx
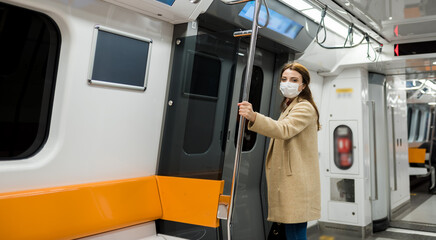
[308,176,436,240]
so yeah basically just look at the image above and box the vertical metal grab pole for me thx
[390,106,398,191]
[227,1,262,239]
[429,107,436,190]
[371,101,379,201]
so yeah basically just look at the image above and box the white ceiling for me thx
[319,0,436,77]
[329,0,436,42]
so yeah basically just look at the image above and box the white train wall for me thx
[298,24,411,233]
[311,67,410,236]
[317,68,373,236]
[0,0,173,198]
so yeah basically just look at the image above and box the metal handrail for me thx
[220,0,262,239]
[370,101,378,200]
[390,106,398,191]
[220,0,251,4]
[428,107,436,189]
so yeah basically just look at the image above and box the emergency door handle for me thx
[370,101,378,201]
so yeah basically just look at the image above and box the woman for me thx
[238,62,321,240]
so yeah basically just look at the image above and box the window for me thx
[234,66,264,151]
[421,110,429,142]
[331,178,355,202]
[415,110,421,141]
[183,51,221,99]
[0,3,60,159]
[407,107,412,139]
[183,52,221,154]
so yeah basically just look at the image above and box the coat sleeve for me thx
[248,102,316,140]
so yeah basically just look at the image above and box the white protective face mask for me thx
[280,82,302,99]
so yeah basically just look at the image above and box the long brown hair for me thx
[280,62,321,130]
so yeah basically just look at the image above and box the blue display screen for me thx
[239,2,304,39]
[156,0,175,6]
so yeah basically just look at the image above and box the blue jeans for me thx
[284,222,307,240]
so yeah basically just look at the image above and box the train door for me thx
[388,76,436,232]
[157,23,239,239]
[385,77,410,212]
[157,22,276,239]
[220,45,275,239]
[385,76,412,229]
[368,73,390,231]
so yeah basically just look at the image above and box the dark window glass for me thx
[183,52,221,99]
[234,66,264,151]
[423,110,429,141]
[416,110,421,141]
[407,107,412,138]
[0,3,60,159]
[394,40,436,56]
[182,52,221,154]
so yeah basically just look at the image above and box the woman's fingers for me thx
[238,101,255,122]
[238,101,252,109]
[238,102,251,114]
[238,101,250,107]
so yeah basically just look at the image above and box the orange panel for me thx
[409,148,426,163]
[0,176,162,240]
[219,195,230,205]
[156,176,224,228]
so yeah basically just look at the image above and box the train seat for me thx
[0,176,224,240]
[409,148,426,164]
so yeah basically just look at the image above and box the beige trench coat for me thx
[248,97,321,223]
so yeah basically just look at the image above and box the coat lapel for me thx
[279,97,300,121]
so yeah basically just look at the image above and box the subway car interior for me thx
[1,0,436,239]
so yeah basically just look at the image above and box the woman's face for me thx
[281,69,305,92]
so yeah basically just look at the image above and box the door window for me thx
[183,52,221,154]
[415,110,421,141]
[234,66,264,151]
